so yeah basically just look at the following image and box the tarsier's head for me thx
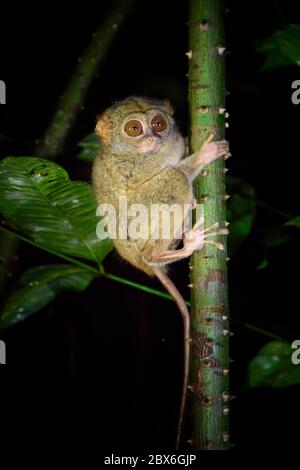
[95,96,182,156]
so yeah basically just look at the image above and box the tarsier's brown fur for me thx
[92,96,229,448]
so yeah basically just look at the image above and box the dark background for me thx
[0,0,299,453]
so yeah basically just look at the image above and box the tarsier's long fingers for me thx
[204,239,225,250]
[190,215,205,230]
[189,219,220,234]
[204,228,229,238]
[206,132,215,143]
[198,138,230,166]
[202,222,220,233]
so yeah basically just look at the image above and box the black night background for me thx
[0,0,299,455]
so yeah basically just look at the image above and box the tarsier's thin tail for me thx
[151,266,190,450]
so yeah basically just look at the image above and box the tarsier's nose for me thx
[147,136,154,143]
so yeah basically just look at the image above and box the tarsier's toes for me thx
[202,223,229,250]
[184,219,229,253]
[192,215,205,229]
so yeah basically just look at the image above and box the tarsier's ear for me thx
[163,99,175,116]
[95,113,111,144]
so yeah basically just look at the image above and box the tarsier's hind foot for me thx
[142,216,228,266]
[184,216,228,254]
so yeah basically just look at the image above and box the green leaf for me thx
[226,177,256,255]
[0,265,94,329]
[278,24,300,64]
[261,228,291,248]
[0,157,113,262]
[77,133,100,161]
[258,24,300,70]
[246,340,300,389]
[285,215,300,228]
[256,258,268,270]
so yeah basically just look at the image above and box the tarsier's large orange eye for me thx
[124,120,143,137]
[151,115,167,132]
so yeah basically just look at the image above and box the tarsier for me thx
[92,96,229,448]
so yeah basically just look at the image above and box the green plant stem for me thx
[36,0,134,159]
[189,0,230,450]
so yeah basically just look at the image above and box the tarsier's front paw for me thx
[183,216,228,254]
[198,133,229,166]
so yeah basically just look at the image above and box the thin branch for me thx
[0,225,178,302]
[0,226,99,274]
[2,224,282,341]
[102,271,179,303]
[244,322,283,341]
[36,0,134,159]
[256,199,293,219]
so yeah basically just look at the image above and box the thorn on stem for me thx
[204,440,213,449]
[202,396,213,406]
[217,45,226,55]
[199,20,210,30]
